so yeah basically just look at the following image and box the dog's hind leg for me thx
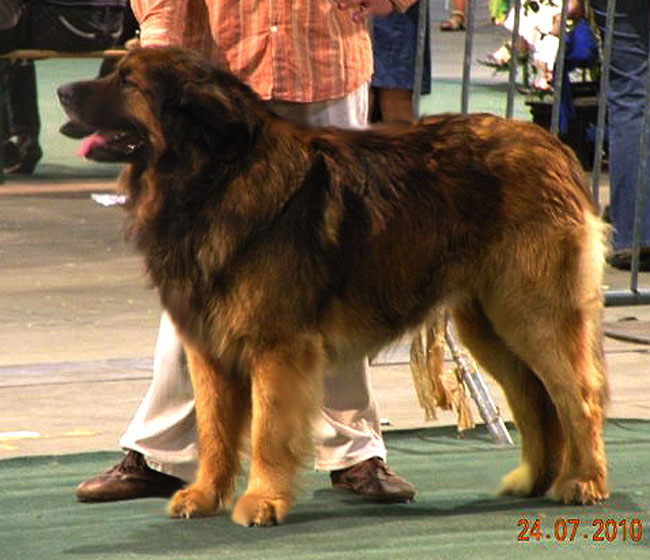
[232,337,324,527]
[485,221,609,505]
[500,304,608,505]
[168,345,251,518]
[451,299,564,498]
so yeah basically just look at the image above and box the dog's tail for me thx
[582,210,611,409]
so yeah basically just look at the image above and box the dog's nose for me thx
[57,84,75,107]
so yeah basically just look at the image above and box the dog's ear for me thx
[164,82,255,162]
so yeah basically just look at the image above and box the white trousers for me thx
[120,83,387,481]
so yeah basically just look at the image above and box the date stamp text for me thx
[517,517,644,543]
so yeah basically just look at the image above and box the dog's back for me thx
[314,115,604,357]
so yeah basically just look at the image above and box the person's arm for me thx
[130,0,188,47]
[390,0,420,12]
[568,0,584,19]
[338,0,420,22]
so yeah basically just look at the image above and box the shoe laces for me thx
[368,457,395,479]
[109,450,148,474]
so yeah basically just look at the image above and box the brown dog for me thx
[59,47,609,526]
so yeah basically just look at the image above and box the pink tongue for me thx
[78,133,107,157]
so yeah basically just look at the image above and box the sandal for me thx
[477,45,511,69]
[477,43,529,69]
[440,11,465,32]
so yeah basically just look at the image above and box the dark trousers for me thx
[2,60,39,139]
[592,0,650,251]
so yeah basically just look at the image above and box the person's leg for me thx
[375,88,414,123]
[593,0,650,260]
[314,360,386,471]
[5,61,38,138]
[370,7,427,123]
[478,1,532,69]
[3,60,42,174]
[76,313,195,501]
[119,312,198,481]
[316,360,411,501]
[440,0,466,31]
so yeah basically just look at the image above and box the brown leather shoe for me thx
[330,457,415,503]
[76,450,185,503]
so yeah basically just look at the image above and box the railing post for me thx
[550,0,570,135]
[590,0,617,207]
[505,0,522,119]
[412,0,429,117]
[629,40,650,290]
[461,0,477,114]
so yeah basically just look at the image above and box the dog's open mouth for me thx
[77,130,145,163]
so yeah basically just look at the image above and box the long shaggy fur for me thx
[59,47,610,526]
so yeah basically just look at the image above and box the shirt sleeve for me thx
[130,0,188,47]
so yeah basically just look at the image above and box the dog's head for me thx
[58,47,266,165]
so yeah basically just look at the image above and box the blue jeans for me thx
[592,0,650,251]
[371,4,431,94]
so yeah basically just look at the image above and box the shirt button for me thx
[270,25,278,33]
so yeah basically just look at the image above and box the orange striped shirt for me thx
[132,0,377,103]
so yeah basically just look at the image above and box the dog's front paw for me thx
[231,493,290,527]
[167,485,220,518]
[551,475,609,505]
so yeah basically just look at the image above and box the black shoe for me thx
[60,120,96,139]
[76,450,186,503]
[5,137,42,175]
[3,140,21,171]
[607,248,650,272]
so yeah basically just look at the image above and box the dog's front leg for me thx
[168,345,250,518]
[232,339,323,527]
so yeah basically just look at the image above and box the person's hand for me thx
[338,0,395,23]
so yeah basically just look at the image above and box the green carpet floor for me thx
[1,420,649,560]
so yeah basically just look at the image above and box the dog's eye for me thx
[118,69,136,88]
